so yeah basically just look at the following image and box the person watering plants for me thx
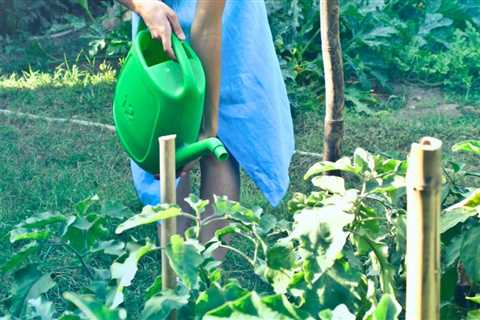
[117,0,295,258]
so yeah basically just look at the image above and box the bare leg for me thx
[200,154,240,260]
[176,173,193,235]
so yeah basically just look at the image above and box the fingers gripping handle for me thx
[171,35,195,94]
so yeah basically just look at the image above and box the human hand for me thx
[134,0,185,59]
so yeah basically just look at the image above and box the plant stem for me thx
[63,242,94,280]
[219,244,254,267]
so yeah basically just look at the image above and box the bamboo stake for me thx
[158,135,177,319]
[406,137,442,320]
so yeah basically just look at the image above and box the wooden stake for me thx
[158,135,177,319]
[406,137,442,320]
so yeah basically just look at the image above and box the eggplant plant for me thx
[1,145,479,319]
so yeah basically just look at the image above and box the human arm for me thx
[116,0,185,59]
[190,0,226,138]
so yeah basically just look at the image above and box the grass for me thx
[1,55,479,317]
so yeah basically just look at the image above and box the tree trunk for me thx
[320,0,344,163]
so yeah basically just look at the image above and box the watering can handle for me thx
[172,34,195,94]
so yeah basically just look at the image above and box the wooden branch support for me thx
[158,135,177,319]
[406,137,442,320]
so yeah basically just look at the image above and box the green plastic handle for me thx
[171,34,195,94]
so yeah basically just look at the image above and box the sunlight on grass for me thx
[0,61,116,90]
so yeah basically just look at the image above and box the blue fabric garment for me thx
[130,0,295,207]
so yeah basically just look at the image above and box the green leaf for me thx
[110,242,155,307]
[92,240,125,256]
[205,292,295,320]
[459,225,480,283]
[196,284,226,319]
[466,295,480,305]
[267,245,296,270]
[312,175,346,194]
[101,200,133,219]
[16,211,66,229]
[166,235,204,289]
[214,196,262,225]
[185,194,209,215]
[304,157,359,180]
[319,304,355,320]
[443,234,462,270]
[141,289,189,320]
[364,294,401,320]
[9,229,50,243]
[9,265,55,316]
[63,292,127,320]
[467,310,480,320]
[74,194,100,216]
[115,205,182,234]
[26,296,55,320]
[144,276,162,300]
[292,206,354,283]
[1,242,39,273]
[441,206,478,234]
[452,140,480,155]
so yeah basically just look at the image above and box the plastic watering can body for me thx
[113,30,227,174]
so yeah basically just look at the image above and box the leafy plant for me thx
[2,143,480,319]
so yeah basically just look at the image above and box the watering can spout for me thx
[176,137,229,168]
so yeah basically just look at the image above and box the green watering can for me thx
[113,30,228,174]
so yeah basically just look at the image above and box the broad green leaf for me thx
[443,234,462,270]
[63,215,110,254]
[459,225,480,283]
[304,157,359,180]
[292,206,354,282]
[166,235,204,289]
[92,240,125,256]
[16,211,66,229]
[214,196,262,225]
[115,205,182,234]
[185,194,209,216]
[9,229,50,243]
[419,13,453,35]
[141,289,189,320]
[196,284,226,319]
[74,194,100,216]
[110,242,154,308]
[267,245,296,270]
[63,292,126,320]
[452,140,480,155]
[467,310,480,320]
[319,304,355,320]
[291,262,366,317]
[466,295,480,305]
[144,276,162,300]
[448,189,480,209]
[364,294,401,320]
[441,208,478,234]
[26,297,55,320]
[312,175,346,194]
[111,242,155,287]
[1,242,39,273]
[354,148,375,173]
[101,200,133,219]
[9,265,55,316]
[205,292,294,320]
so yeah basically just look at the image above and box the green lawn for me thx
[1,57,479,316]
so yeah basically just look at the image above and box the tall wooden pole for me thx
[158,135,177,319]
[320,0,345,163]
[406,137,442,320]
